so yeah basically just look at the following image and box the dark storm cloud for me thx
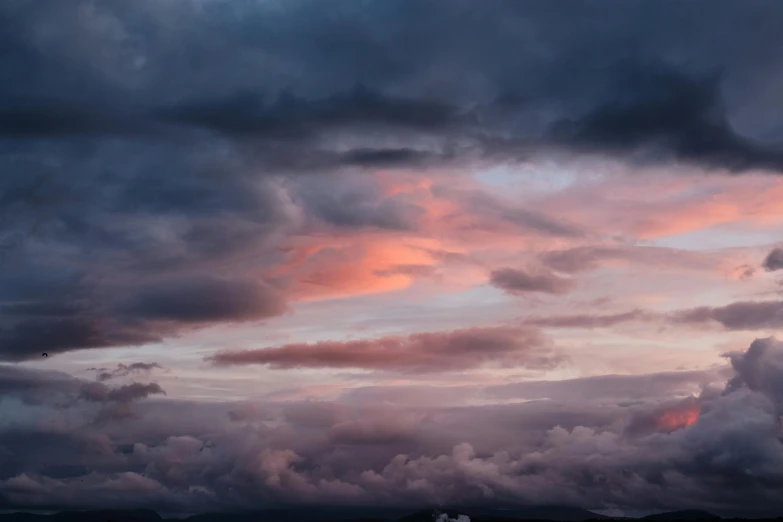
[157,86,461,140]
[762,248,783,271]
[117,277,287,324]
[547,63,783,172]
[0,104,152,138]
[489,268,575,295]
[0,316,161,362]
[0,135,299,360]
[0,365,82,404]
[0,364,165,410]
[1,0,783,360]
[1,0,782,170]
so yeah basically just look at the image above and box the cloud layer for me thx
[2,338,783,516]
[2,2,783,517]
[2,0,783,360]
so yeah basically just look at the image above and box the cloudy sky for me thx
[3,0,783,517]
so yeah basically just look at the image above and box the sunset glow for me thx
[656,406,701,431]
[2,1,783,518]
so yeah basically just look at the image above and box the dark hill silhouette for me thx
[0,511,161,522]
[396,506,608,522]
[642,511,720,521]
[1,506,770,522]
[513,507,610,521]
[185,507,405,522]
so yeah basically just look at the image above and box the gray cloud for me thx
[724,337,783,412]
[6,338,783,516]
[547,62,783,172]
[207,326,563,374]
[89,362,166,382]
[539,245,717,274]
[0,1,781,173]
[0,364,165,416]
[3,3,783,515]
[490,268,575,295]
[79,382,166,404]
[2,1,783,171]
[520,310,657,329]
[763,248,783,272]
[671,301,783,330]
[157,86,461,141]
[526,300,783,333]
[485,370,717,403]
[117,277,287,325]
[1,0,783,361]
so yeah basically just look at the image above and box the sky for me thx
[3,0,783,517]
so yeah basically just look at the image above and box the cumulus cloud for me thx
[3,337,783,515]
[0,363,166,425]
[724,337,783,411]
[0,364,163,400]
[436,512,471,522]
[207,326,563,373]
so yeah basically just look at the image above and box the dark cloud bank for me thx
[2,338,783,516]
[1,0,783,360]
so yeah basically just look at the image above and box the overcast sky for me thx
[3,0,783,517]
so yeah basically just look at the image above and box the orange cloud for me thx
[655,403,700,431]
[537,171,783,240]
[262,170,586,303]
[278,236,442,301]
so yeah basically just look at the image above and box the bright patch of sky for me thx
[654,225,782,251]
[474,163,589,194]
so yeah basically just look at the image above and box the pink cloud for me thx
[535,171,783,240]
[207,325,564,373]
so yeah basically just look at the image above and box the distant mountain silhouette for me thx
[512,507,610,521]
[0,511,161,522]
[0,506,747,522]
[394,506,609,522]
[642,511,720,521]
[187,509,394,522]
[396,509,456,522]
